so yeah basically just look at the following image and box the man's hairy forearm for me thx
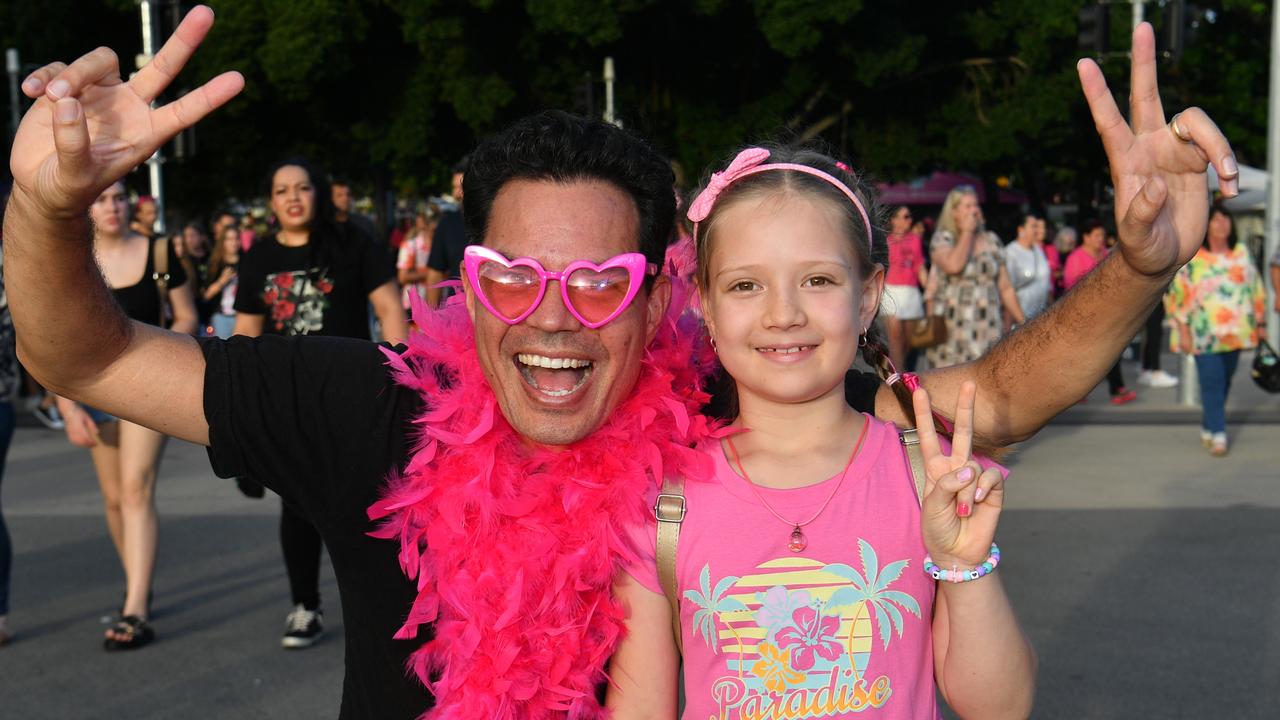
[4,188,133,395]
[890,252,1169,447]
[968,251,1166,443]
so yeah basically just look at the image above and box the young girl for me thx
[607,147,1036,719]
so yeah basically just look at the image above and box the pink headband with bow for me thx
[687,147,873,248]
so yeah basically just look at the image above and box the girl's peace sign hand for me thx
[913,381,1004,568]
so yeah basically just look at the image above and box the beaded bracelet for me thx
[923,543,1001,583]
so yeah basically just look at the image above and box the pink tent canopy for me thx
[876,171,1027,206]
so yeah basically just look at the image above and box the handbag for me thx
[1252,340,1280,394]
[908,315,948,349]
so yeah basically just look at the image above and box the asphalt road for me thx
[1,412,1277,719]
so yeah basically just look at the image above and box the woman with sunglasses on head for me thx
[233,157,406,649]
[882,205,928,371]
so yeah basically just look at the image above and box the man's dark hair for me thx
[451,157,469,176]
[330,175,351,189]
[462,110,675,269]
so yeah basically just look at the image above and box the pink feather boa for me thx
[368,288,718,718]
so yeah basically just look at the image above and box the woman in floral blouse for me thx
[1166,205,1267,456]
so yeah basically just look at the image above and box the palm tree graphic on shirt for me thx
[824,538,922,674]
[684,564,748,673]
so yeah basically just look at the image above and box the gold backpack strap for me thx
[151,236,173,327]
[152,236,170,287]
[654,475,686,652]
[900,429,927,507]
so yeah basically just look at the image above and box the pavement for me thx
[0,352,1276,719]
[1056,349,1280,425]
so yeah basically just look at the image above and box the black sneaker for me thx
[281,605,323,649]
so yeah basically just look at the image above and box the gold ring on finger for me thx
[1169,113,1192,143]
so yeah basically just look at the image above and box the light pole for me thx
[138,0,167,235]
[1267,0,1280,343]
[602,57,616,127]
[6,49,20,146]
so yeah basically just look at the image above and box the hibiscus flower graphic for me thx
[273,273,295,289]
[750,642,804,693]
[754,586,812,633]
[775,606,842,671]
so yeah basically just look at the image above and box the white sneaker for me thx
[1200,429,1212,448]
[1139,369,1179,388]
[1209,433,1228,457]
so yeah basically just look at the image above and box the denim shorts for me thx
[82,405,117,425]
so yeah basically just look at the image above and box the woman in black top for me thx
[233,158,405,649]
[54,181,197,650]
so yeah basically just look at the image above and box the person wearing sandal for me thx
[52,182,198,650]
[1166,204,1268,457]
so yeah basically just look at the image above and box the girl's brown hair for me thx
[205,225,240,286]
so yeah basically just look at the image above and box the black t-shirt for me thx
[201,334,883,719]
[425,210,466,280]
[234,229,392,339]
[112,237,187,326]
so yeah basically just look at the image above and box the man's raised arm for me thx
[877,23,1240,446]
[3,6,242,445]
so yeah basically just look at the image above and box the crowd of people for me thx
[879,193,1272,429]
[0,7,1275,719]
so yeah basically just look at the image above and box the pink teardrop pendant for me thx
[787,525,807,552]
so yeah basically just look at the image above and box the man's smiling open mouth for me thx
[516,353,594,397]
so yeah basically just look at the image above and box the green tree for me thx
[2,1,1270,226]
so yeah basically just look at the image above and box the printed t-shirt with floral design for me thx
[626,416,1007,720]
[395,231,431,309]
[1165,245,1266,355]
[235,230,393,339]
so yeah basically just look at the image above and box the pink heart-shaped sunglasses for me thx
[463,245,658,328]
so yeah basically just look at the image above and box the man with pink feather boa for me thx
[2,7,1239,719]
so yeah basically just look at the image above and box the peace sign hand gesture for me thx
[9,5,242,219]
[913,381,1004,569]
[1078,23,1238,279]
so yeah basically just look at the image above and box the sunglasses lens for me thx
[477,261,541,320]
[566,266,633,324]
